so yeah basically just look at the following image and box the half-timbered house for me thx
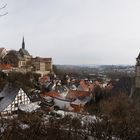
[0,84,31,115]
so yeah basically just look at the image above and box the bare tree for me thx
[0,3,8,16]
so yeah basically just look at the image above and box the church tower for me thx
[19,37,31,57]
[22,37,25,49]
[135,53,140,88]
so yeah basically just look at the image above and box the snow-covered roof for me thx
[18,102,40,113]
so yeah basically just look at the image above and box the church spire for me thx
[22,37,25,49]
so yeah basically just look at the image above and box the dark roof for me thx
[28,90,41,102]
[0,84,20,112]
[7,50,22,60]
[19,48,30,56]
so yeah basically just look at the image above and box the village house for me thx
[40,89,91,113]
[78,79,94,92]
[0,84,31,115]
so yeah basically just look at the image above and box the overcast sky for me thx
[0,0,140,65]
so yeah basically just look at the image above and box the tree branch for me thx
[0,4,8,16]
[0,4,7,9]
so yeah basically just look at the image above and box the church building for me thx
[2,37,53,74]
[3,37,32,72]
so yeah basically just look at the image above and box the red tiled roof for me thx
[39,75,50,84]
[66,90,90,100]
[89,84,94,91]
[0,64,12,70]
[79,80,94,91]
[40,91,61,98]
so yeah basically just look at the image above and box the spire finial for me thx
[22,36,25,49]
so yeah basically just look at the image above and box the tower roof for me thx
[22,37,25,49]
[19,37,31,57]
[19,48,30,56]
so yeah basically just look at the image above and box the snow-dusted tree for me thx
[0,3,8,16]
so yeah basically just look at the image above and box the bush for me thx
[91,93,140,139]
[1,93,140,139]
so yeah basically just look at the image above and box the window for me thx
[17,95,22,100]
[15,103,18,107]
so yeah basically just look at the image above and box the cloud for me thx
[0,0,140,65]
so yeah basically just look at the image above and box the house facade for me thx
[32,57,52,75]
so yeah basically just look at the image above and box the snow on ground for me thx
[81,115,99,124]
[52,110,100,125]
[1,114,18,120]
[18,102,40,113]
[0,127,5,133]
[19,123,30,130]
[52,110,82,118]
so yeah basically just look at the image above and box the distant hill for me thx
[53,64,135,78]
